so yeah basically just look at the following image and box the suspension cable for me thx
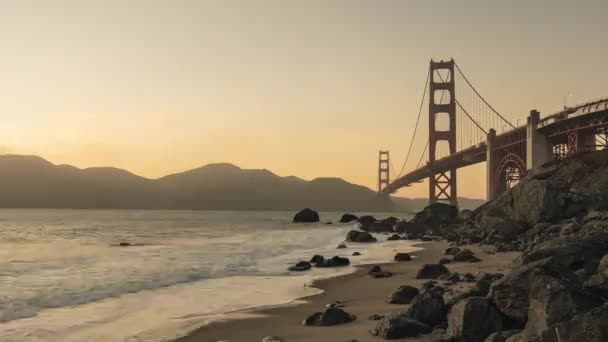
[456,100,487,134]
[395,68,430,179]
[454,62,515,128]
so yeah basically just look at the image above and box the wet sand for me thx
[176,241,519,342]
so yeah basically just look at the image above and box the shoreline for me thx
[176,241,520,342]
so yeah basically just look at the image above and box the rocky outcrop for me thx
[483,330,522,342]
[447,297,505,342]
[370,315,431,339]
[346,230,377,243]
[540,304,608,342]
[293,208,320,223]
[339,213,358,223]
[453,249,481,263]
[411,202,459,230]
[388,285,419,304]
[393,221,425,234]
[302,307,356,326]
[416,264,450,279]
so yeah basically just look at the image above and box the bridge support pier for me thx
[526,110,552,170]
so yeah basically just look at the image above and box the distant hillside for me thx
[0,155,485,212]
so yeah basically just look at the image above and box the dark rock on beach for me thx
[315,256,350,268]
[369,265,392,279]
[288,261,312,272]
[293,208,320,223]
[302,307,356,326]
[388,285,419,304]
[416,264,450,279]
[370,315,431,339]
[394,252,412,261]
[339,213,358,223]
[346,230,377,243]
[452,249,481,263]
[406,290,447,326]
[447,297,505,342]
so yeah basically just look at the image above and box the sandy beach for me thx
[177,241,520,342]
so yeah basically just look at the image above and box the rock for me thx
[310,255,325,265]
[411,203,459,228]
[370,315,431,339]
[368,313,385,320]
[357,215,376,228]
[406,291,447,326]
[421,280,437,291]
[416,264,450,279]
[439,272,460,282]
[340,213,358,223]
[352,251,361,256]
[261,337,284,342]
[599,253,608,276]
[326,221,333,225]
[453,249,481,263]
[382,216,399,226]
[477,272,505,282]
[447,297,505,342]
[293,208,320,223]
[346,230,377,243]
[517,234,608,274]
[119,242,132,246]
[483,330,522,342]
[393,221,426,234]
[439,257,452,265]
[585,274,608,298]
[302,307,356,326]
[369,265,392,279]
[468,279,492,297]
[459,209,474,221]
[387,234,402,241]
[444,247,461,255]
[394,253,412,261]
[388,285,419,304]
[462,273,476,282]
[559,222,581,236]
[288,261,312,272]
[316,256,350,268]
[540,304,608,342]
[522,268,602,341]
[336,243,347,249]
[365,221,394,233]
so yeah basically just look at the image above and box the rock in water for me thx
[388,285,419,304]
[288,261,312,272]
[406,291,447,326]
[336,243,347,249]
[357,215,376,229]
[315,256,350,268]
[447,297,504,342]
[394,253,412,261]
[310,255,325,265]
[393,221,425,234]
[346,230,377,243]
[370,315,431,339]
[416,264,450,279]
[368,265,393,279]
[340,213,358,223]
[387,234,402,241]
[302,307,356,326]
[293,208,320,223]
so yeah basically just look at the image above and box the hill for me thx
[0,154,485,212]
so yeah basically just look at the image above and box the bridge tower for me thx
[378,150,390,193]
[428,59,457,206]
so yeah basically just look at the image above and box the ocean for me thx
[0,209,416,342]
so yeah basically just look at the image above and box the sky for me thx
[0,0,606,199]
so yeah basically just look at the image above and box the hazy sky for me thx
[0,0,606,199]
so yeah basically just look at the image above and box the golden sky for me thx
[0,0,606,199]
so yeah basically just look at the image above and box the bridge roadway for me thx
[381,98,608,197]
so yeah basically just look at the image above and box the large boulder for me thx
[370,315,431,339]
[406,291,447,326]
[346,230,377,243]
[388,285,419,304]
[416,264,450,279]
[411,203,459,229]
[357,215,376,229]
[522,270,602,341]
[598,253,608,276]
[483,330,522,342]
[315,256,350,268]
[539,304,608,342]
[339,213,358,223]
[364,221,394,233]
[302,307,356,326]
[381,216,399,226]
[293,208,320,223]
[447,297,505,342]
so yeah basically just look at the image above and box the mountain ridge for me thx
[0,154,485,212]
